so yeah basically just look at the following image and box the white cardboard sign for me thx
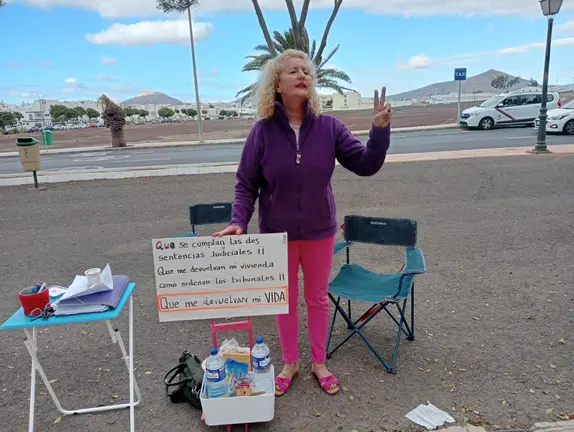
[152,233,289,322]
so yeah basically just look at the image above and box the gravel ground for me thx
[0,154,573,432]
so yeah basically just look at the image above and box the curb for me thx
[2,144,573,187]
[0,124,459,158]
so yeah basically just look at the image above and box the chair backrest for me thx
[343,215,417,247]
[189,203,232,233]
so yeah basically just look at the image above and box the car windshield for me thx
[479,96,505,107]
[562,100,574,109]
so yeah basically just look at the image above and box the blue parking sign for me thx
[454,68,467,81]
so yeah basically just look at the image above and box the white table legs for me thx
[22,296,140,431]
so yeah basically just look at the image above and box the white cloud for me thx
[14,0,574,19]
[397,37,574,70]
[85,19,214,46]
[199,67,220,78]
[63,77,87,89]
[36,60,53,68]
[100,56,116,65]
[95,74,118,82]
[9,91,31,98]
[397,54,433,71]
[556,20,574,34]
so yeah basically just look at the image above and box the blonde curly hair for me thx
[255,49,322,119]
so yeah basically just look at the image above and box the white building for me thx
[320,91,379,111]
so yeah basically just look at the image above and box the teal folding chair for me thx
[182,202,233,237]
[176,202,257,350]
[326,215,426,373]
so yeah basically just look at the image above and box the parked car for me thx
[460,90,562,130]
[535,99,574,135]
[2,126,19,134]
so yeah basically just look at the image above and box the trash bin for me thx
[41,129,52,145]
[16,137,40,172]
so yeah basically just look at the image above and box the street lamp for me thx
[533,0,563,153]
[30,91,46,129]
[187,7,204,142]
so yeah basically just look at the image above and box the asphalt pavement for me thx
[0,127,572,175]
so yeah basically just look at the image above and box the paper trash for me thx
[60,264,114,301]
[405,403,455,430]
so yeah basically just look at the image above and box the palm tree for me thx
[98,95,126,148]
[236,27,352,102]
[156,0,204,139]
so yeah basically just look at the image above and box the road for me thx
[0,127,572,175]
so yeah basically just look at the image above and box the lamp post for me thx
[534,0,563,153]
[187,6,204,142]
[30,91,46,129]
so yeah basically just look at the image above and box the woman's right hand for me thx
[212,225,244,237]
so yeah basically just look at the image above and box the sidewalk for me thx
[443,420,574,432]
[2,144,574,186]
[1,154,572,431]
[0,123,458,158]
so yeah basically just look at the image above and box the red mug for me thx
[19,286,50,317]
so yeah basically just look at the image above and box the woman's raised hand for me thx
[373,86,392,129]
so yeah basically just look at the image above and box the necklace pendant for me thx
[296,153,301,164]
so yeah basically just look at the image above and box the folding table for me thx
[0,282,140,432]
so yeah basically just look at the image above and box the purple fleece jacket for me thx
[230,101,391,241]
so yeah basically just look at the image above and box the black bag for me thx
[164,350,204,409]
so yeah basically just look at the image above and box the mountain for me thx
[389,69,532,100]
[121,91,183,105]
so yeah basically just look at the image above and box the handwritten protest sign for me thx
[152,233,289,322]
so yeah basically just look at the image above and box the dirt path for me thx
[0,103,466,153]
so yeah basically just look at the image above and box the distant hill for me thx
[389,69,531,100]
[121,91,183,105]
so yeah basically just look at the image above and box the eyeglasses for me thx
[28,304,55,321]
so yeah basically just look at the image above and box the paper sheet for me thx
[60,264,113,301]
[53,303,109,315]
[405,403,456,430]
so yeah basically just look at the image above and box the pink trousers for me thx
[276,235,336,364]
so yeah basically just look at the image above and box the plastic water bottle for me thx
[205,348,228,398]
[251,336,272,393]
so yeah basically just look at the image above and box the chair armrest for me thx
[333,241,353,256]
[401,247,426,274]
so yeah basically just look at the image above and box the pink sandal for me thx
[313,373,340,396]
[274,372,298,397]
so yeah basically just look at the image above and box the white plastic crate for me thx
[200,365,275,427]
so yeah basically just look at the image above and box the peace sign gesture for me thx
[373,86,392,129]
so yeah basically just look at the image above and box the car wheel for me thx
[479,117,494,130]
[563,120,574,135]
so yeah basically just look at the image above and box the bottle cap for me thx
[210,348,218,355]
[255,336,263,344]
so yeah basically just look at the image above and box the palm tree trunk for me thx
[299,0,311,30]
[111,128,126,148]
[251,0,277,56]
[315,0,343,67]
[285,0,302,49]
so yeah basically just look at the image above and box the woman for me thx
[214,49,391,396]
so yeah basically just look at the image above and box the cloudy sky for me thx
[1,0,574,103]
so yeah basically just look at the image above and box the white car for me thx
[535,99,574,135]
[460,90,562,130]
